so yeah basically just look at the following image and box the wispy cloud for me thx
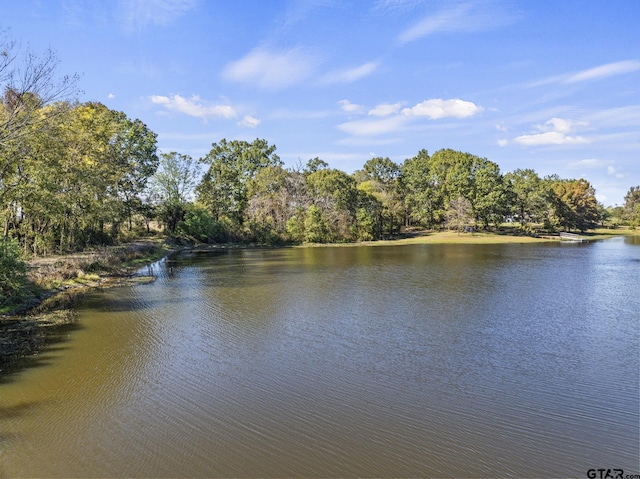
[568,159,603,169]
[222,47,320,90]
[271,108,333,120]
[397,1,518,44]
[567,159,625,179]
[369,102,404,116]
[319,62,379,84]
[513,117,590,146]
[338,115,408,137]
[118,0,198,32]
[529,60,640,87]
[585,105,640,128]
[566,60,640,83]
[150,94,237,120]
[338,100,365,114]
[373,0,423,14]
[238,115,261,128]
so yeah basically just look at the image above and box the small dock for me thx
[559,232,589,242]
[539,232,589,242]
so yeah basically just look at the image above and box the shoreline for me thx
[1,228,637,376]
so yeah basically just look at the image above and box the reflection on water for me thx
[1,238,639,477]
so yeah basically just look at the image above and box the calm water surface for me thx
[1,238,639,478]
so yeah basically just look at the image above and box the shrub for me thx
[177,206,229,243]
[0,238,30,307]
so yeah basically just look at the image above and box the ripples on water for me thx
[1,239,638,477]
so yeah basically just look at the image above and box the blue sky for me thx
[4,0,639,205]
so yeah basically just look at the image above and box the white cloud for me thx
[369,102,404,116]
[108,93,115,99]
[529,60,640,87]
[497,139,508,147]
[337,98,482,137]
[401,98,482,119]
[338,99,364,114]
[222,47,319,90]
[565,60,640,83]
[514,131,589,146]
[513,117,590,146]
[118,0,198,32]
[238,115,261,128]
[397,2,518,44]
[150,94,237,119]
[320,62,379,84]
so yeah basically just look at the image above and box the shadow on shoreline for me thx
[0,315,83,384]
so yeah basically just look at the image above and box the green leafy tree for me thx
[0,237,29,307]
[177,205,228,243]
[426,149,476,224]
[197,138,282,225]
[401,149,439,227]
[505,169,548,228]
[355,157,403,235]
[624,186,640,227]
[149,152,199,233]
[471,158,511,229]
[245,165,290,241]
[303,157,329,175]
[549,178,599,232]
[304,205,329,243]
[305,167,358,241]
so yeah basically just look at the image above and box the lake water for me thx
[1,238,639,478]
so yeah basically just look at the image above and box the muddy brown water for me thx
[1,238,638,477]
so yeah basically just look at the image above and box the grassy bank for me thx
[0,239,169,375]
[299,226,638,248]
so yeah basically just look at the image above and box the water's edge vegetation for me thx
[1,227,638,378]
[2,29,640,378]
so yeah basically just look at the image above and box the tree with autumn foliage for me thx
[548,178,599,232]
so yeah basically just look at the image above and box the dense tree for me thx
[303,157,329,175]
[548,178,599,232]
[505,169,547,227]
[303,204,329,243]
[623,186,640,227]
[196,138,282,226]
[305,167,358,241]
[400,149,439,227]
[0,237,29,307]
[1,101,158,254]
[470,158,511,228]
[149,152,199,233]
[245,165,291,242]
[355,157,403,236]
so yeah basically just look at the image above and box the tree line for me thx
[3,31,640,306]
[161,140,637,245]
